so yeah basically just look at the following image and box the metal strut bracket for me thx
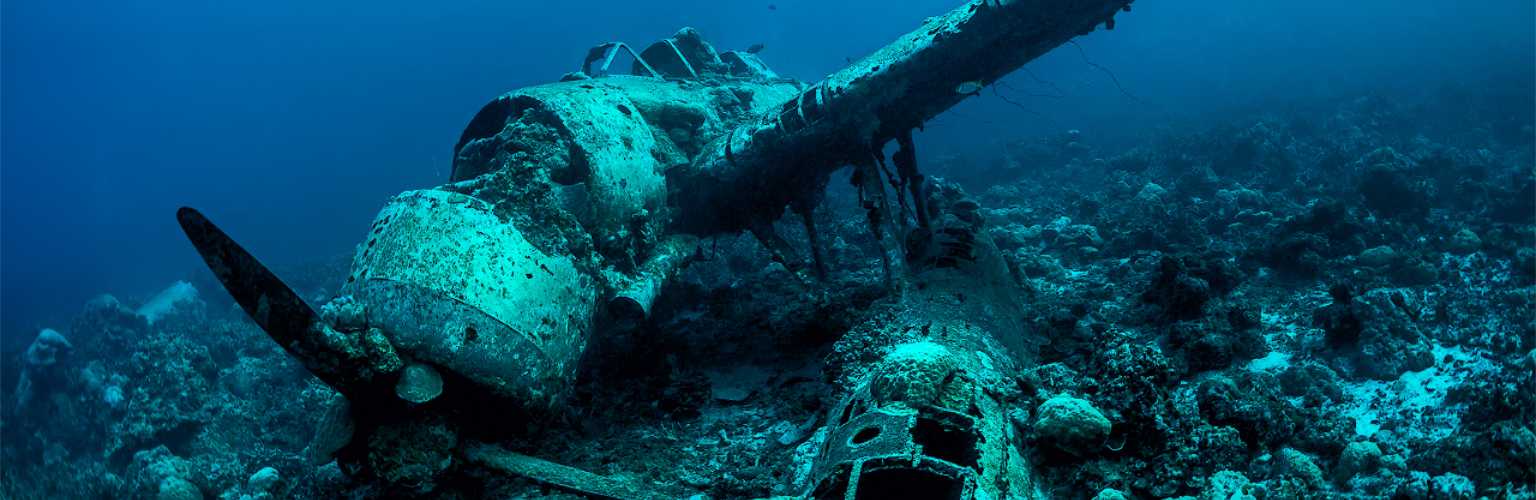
[661,39,700,79]
[582,42,663,78]
[894,131,930,229]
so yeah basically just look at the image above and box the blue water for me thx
[2,0,1531,345]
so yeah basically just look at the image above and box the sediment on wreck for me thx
[804,183,1041,499]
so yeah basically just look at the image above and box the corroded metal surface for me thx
[343,189,595,406]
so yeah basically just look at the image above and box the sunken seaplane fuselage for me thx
[179,1,1134,497]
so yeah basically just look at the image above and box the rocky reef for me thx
[940,84,1535,499]
[3,81,1532,499]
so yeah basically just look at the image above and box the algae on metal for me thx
[807,187,1038,499]
[344,189,596,406]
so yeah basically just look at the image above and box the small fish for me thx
[746,43,765,54]
[767,4,777,10]
[954,80,985,96]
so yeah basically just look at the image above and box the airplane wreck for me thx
[179,0,1136,497]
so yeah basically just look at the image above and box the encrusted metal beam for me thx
[669,0,1133,236]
